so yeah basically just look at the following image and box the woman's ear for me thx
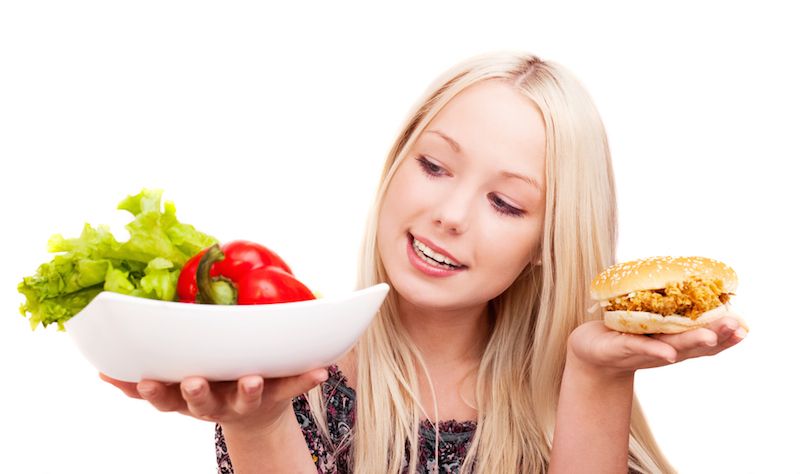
[530,245,543,267]
[533,251,543,267]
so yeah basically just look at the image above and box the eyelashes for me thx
[489,194,525,217]
[414,156,525,218]
[416,156,444,176]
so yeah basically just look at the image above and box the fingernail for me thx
[734,328,748,339]
[243,380,261,395]
[184,380,202,396]
[138,384,155,397]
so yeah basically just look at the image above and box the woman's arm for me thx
[101,367,329,474]
[219,406,318,474]
[550,349,634,473]
[549,316,745,473]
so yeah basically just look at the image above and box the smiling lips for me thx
[406,233,467,277]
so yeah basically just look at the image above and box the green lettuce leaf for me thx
[18,188,217,330]
[139,257,179,301]
[17,286,105,331]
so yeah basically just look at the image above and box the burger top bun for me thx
[590,256,738,301]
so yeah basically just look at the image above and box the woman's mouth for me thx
[406,233,467,277]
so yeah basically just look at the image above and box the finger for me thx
[653,317,745,360]
[713,312,749,332]
[619,335,678,364]
[181,377,224,420]
[263,368,329,404]
[653,327,720,352]
[99,373,142,399]
[138,380,187,413]
[705,316,742,345]
[230,375,264,415]
[708,325,749,355]
[709,316,749,352]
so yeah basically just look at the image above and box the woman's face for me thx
[377,79,547,313]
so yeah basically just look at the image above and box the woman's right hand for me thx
[99,368,329,434]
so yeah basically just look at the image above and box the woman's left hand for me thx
[567,315,747,377]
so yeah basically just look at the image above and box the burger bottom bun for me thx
[603,304,749,335]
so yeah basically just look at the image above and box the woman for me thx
[103,52,745,473]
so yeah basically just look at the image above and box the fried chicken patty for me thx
[605,276,732,319]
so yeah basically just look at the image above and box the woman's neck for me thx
[395,298,491,422]
[397,299,492,369]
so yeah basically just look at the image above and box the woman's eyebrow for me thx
[501,170,541,191]
[425,129,541,191]
[425,129,461,153]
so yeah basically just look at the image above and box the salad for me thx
[17,189,217,330]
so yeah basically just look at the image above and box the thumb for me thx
[267,368,330,402]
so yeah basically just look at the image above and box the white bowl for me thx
[64,283,389,382]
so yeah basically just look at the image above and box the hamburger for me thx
[590,256,747,334]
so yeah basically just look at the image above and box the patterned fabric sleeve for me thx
[215,423,234,474]
[293,393,339,473]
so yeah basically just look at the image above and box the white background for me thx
[1,1,797,473]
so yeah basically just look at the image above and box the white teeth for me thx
[413,238,461,267]
[414,244,456,269]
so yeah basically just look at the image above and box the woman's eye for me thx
[416,155,525,218]
[415,156,446,177]
[490,194,525,217]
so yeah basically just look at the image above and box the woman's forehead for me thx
[424,81,545,161]
[415,81,546,186]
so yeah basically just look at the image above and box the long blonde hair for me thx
[306,52,675,473]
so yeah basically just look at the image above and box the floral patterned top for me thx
[215,364,477,473]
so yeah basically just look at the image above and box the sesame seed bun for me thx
[591,256,743,334]
[590,256,738,301]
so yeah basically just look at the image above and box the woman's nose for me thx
[433,192,472,234]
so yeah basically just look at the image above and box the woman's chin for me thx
[390,278,473,312]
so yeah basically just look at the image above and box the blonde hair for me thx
[306,52,675,473]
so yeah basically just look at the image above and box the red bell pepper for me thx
[176,240,292,302]
[177,240,315,305]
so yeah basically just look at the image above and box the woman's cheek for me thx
[486,217,540,280]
